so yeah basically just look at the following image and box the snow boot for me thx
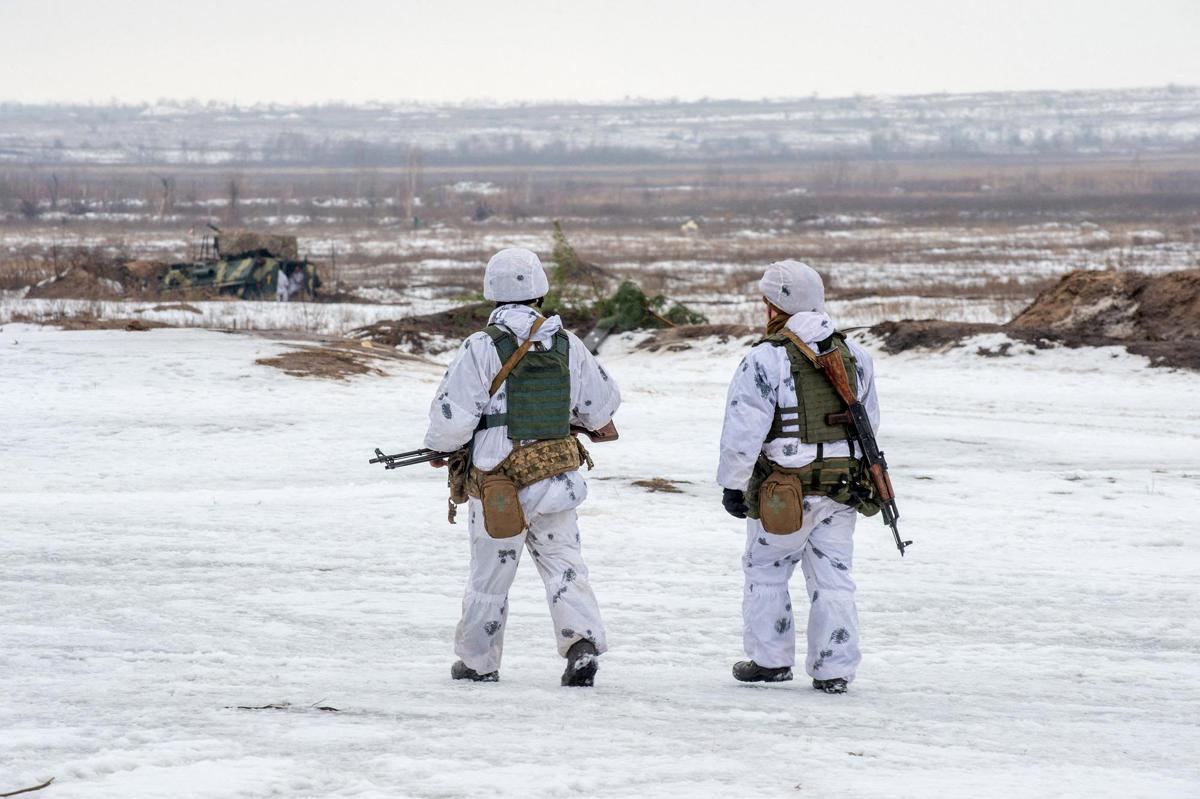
[812,677,848,694]
[561,640,599,687]
[732,660,793,683]
[451,660,498,682]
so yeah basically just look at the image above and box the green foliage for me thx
[663,302,708,326]
[593,280,708,332]
[550,220,583,288]
[548,222,707,331]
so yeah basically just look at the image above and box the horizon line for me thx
[2,83,1198,111]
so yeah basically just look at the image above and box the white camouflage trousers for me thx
[741,495,861,681]
[455,498,607,674]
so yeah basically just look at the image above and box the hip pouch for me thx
[478,472,526,538]
[758,471,805,534]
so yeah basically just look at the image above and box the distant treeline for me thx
[2,86,1199,167]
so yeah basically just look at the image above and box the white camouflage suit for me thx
[717,262,881,683]
[424,298,620,675]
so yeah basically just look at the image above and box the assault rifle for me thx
[779,329,910,556]
[369,420,619,470]
[816,349,911,556]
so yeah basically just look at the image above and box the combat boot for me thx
[561,640,599,687]
[812,677,848,694]
[732,660,793,683]
[451,660,498,682]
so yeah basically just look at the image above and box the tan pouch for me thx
[759,471,805,534]
[479,472,527,538]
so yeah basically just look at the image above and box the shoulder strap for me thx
[777,328,820,367]
[779,327,858,407]
[488,315,547,396]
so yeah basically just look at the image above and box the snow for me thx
[1,323,1199,798]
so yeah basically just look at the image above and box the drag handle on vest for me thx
[816,353,912,557]
[571,419,619,443]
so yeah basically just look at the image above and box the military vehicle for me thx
[160,227,320,300]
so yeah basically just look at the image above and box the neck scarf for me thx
[765,311,791,336]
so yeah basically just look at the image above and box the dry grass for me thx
[631,477,690,493]
[254,339,422,380]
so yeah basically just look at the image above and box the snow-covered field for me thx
[2,323,1199,798]
[0,297,460,336]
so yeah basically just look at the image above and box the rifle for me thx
[816,350,911,556]
[369,446,450,470]
[779,329,910,556]
[369,421,620,471]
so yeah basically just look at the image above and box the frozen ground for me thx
[1,323,1199,798]
[0,297,460,336]
[0,293,1027,334]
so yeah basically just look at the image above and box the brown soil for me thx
[1009,269,1200,341]
[15,314,171,331]
[351,301,598,353]
[634,323,757,352]
[149,303,202,314]
[255,339,423,380]
[864,320,1004,354]
[871,269,1200,369]
[631,477,690,493]
[25,255,170,300]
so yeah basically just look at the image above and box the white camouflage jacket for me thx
[717,311,881,491]
[423,304,621,515]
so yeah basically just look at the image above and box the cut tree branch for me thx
[0,777,55,797]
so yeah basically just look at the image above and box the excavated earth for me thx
[350,302,596,353]
[871,269,1200,370]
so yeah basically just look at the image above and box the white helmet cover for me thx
[760,259,825,314]
[483,248,550,302]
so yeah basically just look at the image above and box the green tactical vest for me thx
[762,331,858,445]
[479,325,571,441]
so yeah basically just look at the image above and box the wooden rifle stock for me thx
[814,350,858,407]
[867,462,895,502]
[572,419,619,443]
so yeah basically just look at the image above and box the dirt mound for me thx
[872,269,1200,369]
[351,302,597,353]
[635,323,756,352]
[16,314,171,331]
[149,302,202,314]
[256,340,423,380]
[26,255,169,300]
[869,320,1003,354]
[1010,269,1200,342]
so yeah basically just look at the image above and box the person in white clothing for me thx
[275,266,291,302]
[717,260,882,694]
[424,248,621,686]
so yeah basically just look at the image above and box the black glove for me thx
[722,488,749,519]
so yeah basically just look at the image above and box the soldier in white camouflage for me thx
[424,248,621,686]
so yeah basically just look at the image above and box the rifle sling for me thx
[488,315,547,396]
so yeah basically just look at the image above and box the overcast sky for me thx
[2,0,1197,104]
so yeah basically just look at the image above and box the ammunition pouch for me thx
[746,454,880,530]
[466,437,594,538]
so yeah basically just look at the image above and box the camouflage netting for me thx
[218,230,299,260]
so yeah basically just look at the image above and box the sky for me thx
[1,0,1198,105]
